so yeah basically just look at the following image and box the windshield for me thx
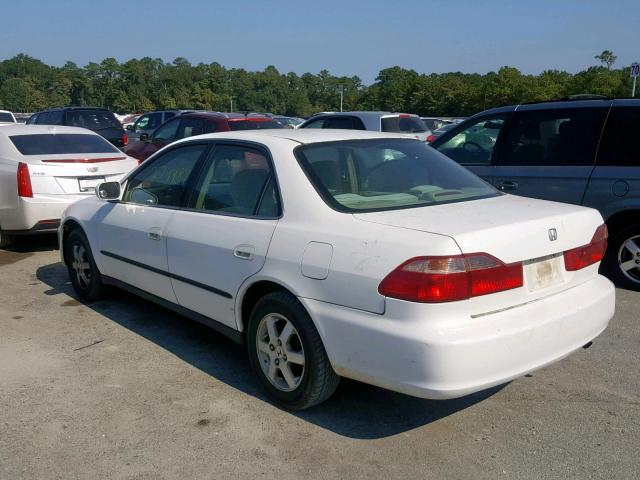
[9,134,120,155]
[295,139,498,212]
[381,116,428,133]
[65,110,120,130]
[228,119,284,130]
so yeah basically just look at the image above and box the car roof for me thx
[308,111,418,119]
[469,98,640,119]
[173,128,409,147]
[0,124,100,137]
[37,106,111,112]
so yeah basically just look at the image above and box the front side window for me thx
[296,139,498,212]
[324,117,365,129]
[597,106,640,167]
[123,144,206,207]
[10,134,119,155]
[435,115,506,165]
[301,118,326,129]
[152,118,181,142]
[189,144,279,217]
[500,108,607,167]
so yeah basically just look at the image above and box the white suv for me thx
[60,129,614,410]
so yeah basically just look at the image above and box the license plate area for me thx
[524,253,565,292]
[78,177,105,192]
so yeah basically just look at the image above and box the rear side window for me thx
[0,112,14,122]
[177,118,205,139]
[9,134,119,155]
[597,107,640,166]
[301,118,326,128]
[228,119,284,130]
[65,110,120,130]
[189,144,279,217]
[381,116,428,133]
[500,108,607,166]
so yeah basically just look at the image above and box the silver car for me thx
[299,111,432,141]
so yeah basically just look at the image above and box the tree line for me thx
[0,51,634,117]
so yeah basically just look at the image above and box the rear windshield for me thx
[295,139,498,212]
[381,116,428,133]
[0,112,14,122]
[9,134,120,155]
[228,119,284,130]
[65,110,120,130]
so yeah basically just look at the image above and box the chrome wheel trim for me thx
[618,234,640,284]
[71,243,92,289]
[256,313,305,392]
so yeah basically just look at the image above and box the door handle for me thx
[147,228,162,240]
[234,245,255,260]
[497,180,519,191]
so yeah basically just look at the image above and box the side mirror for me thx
[140,133,150,142]
[126,124,134,132]
[96,181,121,201]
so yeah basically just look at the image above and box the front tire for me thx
[247,291,340,410]
[603,224,640,291]
[64,229,108,301]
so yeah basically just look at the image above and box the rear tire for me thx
[247,291,340,410]
[64,229,108,301]
[0,229,14,249]
[602,224,640,292]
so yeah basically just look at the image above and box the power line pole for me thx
[337,84,344,112]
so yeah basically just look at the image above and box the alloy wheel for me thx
[618,234,640,284]
[71,243,92,289]
[256,313,305,392]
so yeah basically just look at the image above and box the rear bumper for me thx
[301,274,615,400]
[2,194,87,232]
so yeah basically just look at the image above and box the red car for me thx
[125,112,284,162]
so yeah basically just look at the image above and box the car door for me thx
[431,113,508,184]
[96,143,209,301]
[165,142,281,329]
[492,106,609,204]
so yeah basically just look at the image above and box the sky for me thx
[0,0,638,83]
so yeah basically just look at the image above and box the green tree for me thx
[595,50,617,70]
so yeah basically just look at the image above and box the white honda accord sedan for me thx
[59,129,615,410]
[0,124,138,248]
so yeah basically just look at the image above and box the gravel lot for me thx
[1,236,638,480]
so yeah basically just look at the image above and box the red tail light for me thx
[426,134,436,143]
[563,224,608,271]
[17,162,33,198]
[122,132,128,146]
[378,253,523,303]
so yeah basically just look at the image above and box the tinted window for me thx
[381,116,428,133]
[123,145,206,207]
[190,144,278,216]
[164,111,177,120]
[65,110,119,130]
[324,117,365,129]
[436,115,506,165]
[177,117,205,139]
[0,112,15,122]
[296,139,498,212]
[203,120,219,133]
[597,107,640,166]
[500,108,606,166]
[228,119,284,130]
[153,118,181,142]
[9,134,119,155]
[26,114,38,125]
[135,112,162,131]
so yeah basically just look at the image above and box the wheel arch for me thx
[60,218,84,263]
[237,279,292,336]
[604,209,640,236]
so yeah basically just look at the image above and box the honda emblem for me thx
[548,228,558,241]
